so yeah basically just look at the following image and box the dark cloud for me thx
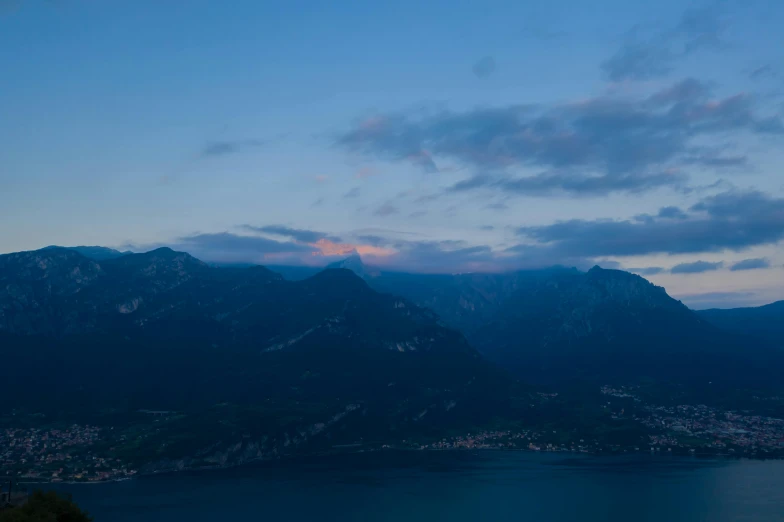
[174,232,316,263]
[339,79,781,196]
[729,258,771,271]
[749,64,776,81]
[671,260,723,274]
[374,203,399,217]
[343,187,361,199]
[201,139,266,158]
[628,267,666,276]
[479,225,495,231]
[408,211,427,218]
[602,5,726,82]
[514,190,784,258]
[472,56,497,78]
[657,206,688,219]
[241,225,336,244]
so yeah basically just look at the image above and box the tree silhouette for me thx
[0,490,92,522]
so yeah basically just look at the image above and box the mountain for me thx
[326,252,379,279]
[464,266,778,385]
[43,245,132,261]
[0,247,511,440]
[314,256,782,387]
[698,301,784,348]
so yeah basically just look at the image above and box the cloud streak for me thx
[514,189,784,258]
[729,258,771,271]
[200,139,266,158]
[241,224,338,244]
[602,5,727,81]
[671,260,723,274]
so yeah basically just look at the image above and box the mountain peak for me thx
[100,248,208,286]
[326,252,378,278]
[44,245,130,261]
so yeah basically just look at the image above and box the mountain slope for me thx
[698,301,784,348]
[44,245,131,261]
[0,248,511,431]
[311,256,781,387]
[467,266,776,385]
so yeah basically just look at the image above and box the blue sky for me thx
[1,0,783,308]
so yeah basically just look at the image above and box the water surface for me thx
[55,451,784,521]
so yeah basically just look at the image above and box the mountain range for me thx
[2,245,783,466]
[1,247,512,437]
[250,253,784,387]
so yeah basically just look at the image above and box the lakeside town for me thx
[0,425,137,483]
[3,386,784,483]
[601,386,784,456]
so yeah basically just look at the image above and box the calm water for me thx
[53,451,784,522]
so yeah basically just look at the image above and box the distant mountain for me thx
[698,301,784,348]
[43,245,132,261]
[265,264,323,281]
[326,252,379,279]
[463,266,777,385]
[312,256,782,387]
[0,247,510,433]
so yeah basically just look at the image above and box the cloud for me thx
[602,5,726,81]
[480,225,495,231]
[159,229,397,266]
[374,203,399,217]
[364,239,498,273]
[729,257,770,271]
[343,187,361,199]
[671,260,723,274]
[749,64,776,81]
[338,79,781,196]
[657,206,688,219]
[472,56,496,78]
[173,232,317,263]
[514,189,784,258]
[628,267,666,276]
[201,139,266,158]
[676,290,760,309]
[241,225,337,244]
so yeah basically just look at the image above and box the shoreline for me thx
[13,445,783,486]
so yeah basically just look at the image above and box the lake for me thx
[54,451,784,521]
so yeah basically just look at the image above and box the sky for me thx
[1,0,783,308]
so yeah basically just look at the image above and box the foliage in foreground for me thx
[0,490,91,522]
